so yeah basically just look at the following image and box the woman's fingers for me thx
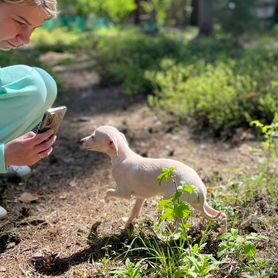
[29,129,54,145]
[34,135,57,154]
[37,147,54,160]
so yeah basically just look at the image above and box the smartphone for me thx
[36,106,67,134]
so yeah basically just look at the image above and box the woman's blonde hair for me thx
[1,0,57,18]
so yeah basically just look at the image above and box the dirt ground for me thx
[0,52,261,278]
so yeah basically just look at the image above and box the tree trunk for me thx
[274,0,278,23]
[134,0,141,25]
[190,0,199,26]
[198,0,214,36]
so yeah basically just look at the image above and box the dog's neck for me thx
[110,137,139,164]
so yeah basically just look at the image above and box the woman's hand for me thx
[4,129,57,166]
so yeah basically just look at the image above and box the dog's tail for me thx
[202,201,228,233]
[203,201,221,219]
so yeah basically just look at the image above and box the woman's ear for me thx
[108,136,118,156]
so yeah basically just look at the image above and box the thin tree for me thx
[134,0,141,25]
[190,0,199,26]
[198,0,214,36]
[274,0,278,23]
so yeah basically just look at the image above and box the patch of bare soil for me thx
[0,53,261,277]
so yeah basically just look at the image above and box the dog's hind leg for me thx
[126,198,145,226]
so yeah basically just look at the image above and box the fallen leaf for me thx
[59,195,67,200]
[69,180,77,187]
[207,187,216,193]
[18,192,40,203]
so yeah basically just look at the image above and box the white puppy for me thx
[81,125,227,232]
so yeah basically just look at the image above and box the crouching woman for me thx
[0,0,58,219]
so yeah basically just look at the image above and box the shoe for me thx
[6,165,32,179]
[0,205,7,219]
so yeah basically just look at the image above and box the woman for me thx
[0,0,58,219]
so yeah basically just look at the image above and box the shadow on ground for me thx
[30,221,219,276]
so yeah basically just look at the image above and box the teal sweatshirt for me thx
[0,65,57,173]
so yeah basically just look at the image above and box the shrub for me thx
[0,50,38,66]
[90,29,184,95]
[31,28,82,52]
[146,45,277,134]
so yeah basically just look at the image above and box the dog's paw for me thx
[122,216,129,222]
[124,220,134,230]
[104,195,111,203]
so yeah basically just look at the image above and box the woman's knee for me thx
[0,65,57,109]
[33,67,57,108]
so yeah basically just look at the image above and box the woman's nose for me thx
[16,30,32,45]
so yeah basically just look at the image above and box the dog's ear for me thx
[108,136,118,156]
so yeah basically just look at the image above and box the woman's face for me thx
[0,3,48,50]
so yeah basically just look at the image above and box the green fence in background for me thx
[43,15,160,34]
[43,16,113,31]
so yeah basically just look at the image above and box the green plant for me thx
[218,228,269,277]
[141,0,172,25]
[110,258,145,278]
[249,114,278,199]
[218,228,266,261]
[147,45,277,134]
[251,113,278,157]
[60,0,136,21]
[0,50,39,66]
[184,244,220,278]
[31,28,82,52]
[154,168,219,277]
[157,168,196,237]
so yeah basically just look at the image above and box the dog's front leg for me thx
[126,198,145,227]
[105,188,131,203]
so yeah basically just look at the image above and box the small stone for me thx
[241,216,265,232]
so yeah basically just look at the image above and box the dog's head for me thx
[80,125,128,156]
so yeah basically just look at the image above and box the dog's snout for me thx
[79,138,85,145]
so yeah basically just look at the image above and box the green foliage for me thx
[102,0,136,23]
[244,114,278,201]
[251,113,278,155]
[147,60,254,132]
[157,167,175,184]
[32,27,275,135]
[157,168,196,223]
[185,245,220,278]
[83,27,277,134]
[60,0,136,22]
[217,228,266,261]
[147,46,278,134]
[0,50,39,66]
[31,28,81,52]
[141,0,172,25]
[89,29,184,95]
[217,229,270,277]
[110,258,145,278]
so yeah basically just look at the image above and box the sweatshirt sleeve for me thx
[0,143,7,173]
